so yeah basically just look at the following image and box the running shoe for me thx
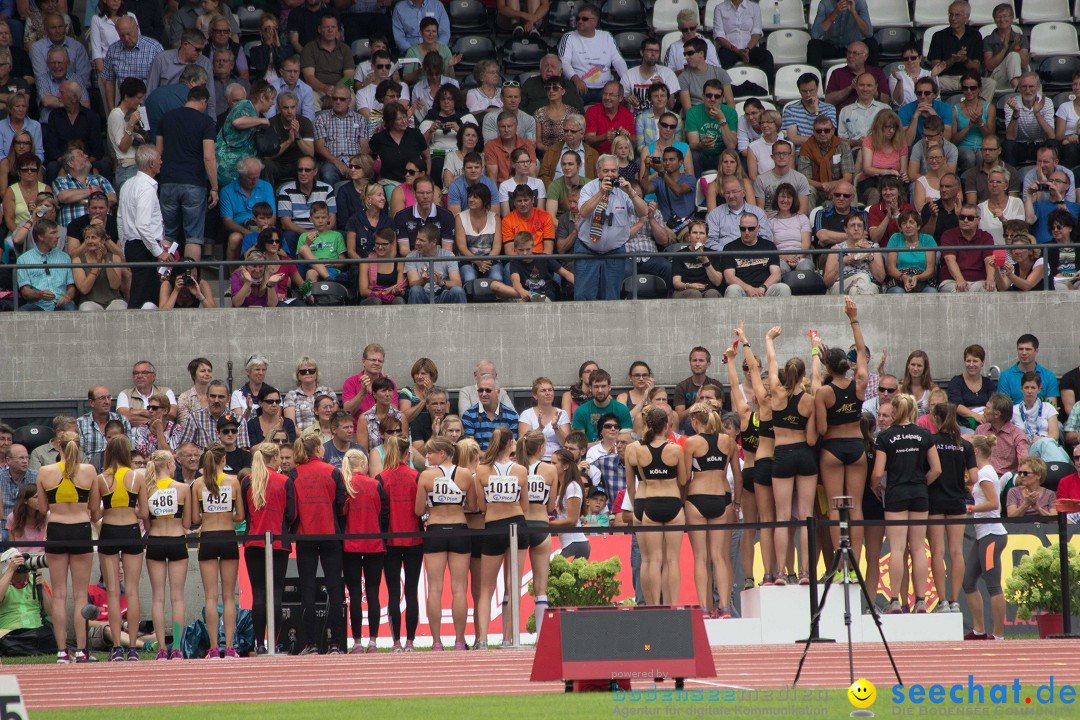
[327,644,342,655]
[797,571,810,586]
[716,607,732,619]
[787,574,798,586]
[761,573,775,586]
[431,642,444,651]
[224,646,240,659]
[528,28,543,41]
[453,641,469,651]
[156,649,170,661]
[110,647,125,662]
[299,644,319,655]
[511,23,524,39]
[143,640,157,653]
[403,641,415,652]
[366,641,378,654]
[847,570,859,583]
[256,645,268,655]
[772,574,787,586]
[912,599,927,614]
[75,649,98,663]
[391,641,403,653]
[743,578,756,590]
[499,639,513,648]
[933,601,950,613]
[206,648,221,659]
[57,649,73,664]
[127,647,140,661]
[473,640,488,650]
[964,630,988,640]
[885,599,903,614]
[950,601,962,613]
[170,649,184,660]
[349,644,365,655]
[832,571,846,584]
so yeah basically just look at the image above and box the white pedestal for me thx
[703,617,762,646]
[866,611,964,642]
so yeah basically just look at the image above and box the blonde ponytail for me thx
[202,443,226,496]
[249,443,278,510]
[341,449,368,497]
[58,431,81,481]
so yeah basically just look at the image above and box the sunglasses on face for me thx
[273,438,290,445]
[704,93,722,99]
[879,387,897,393]
[962,85,979,90]
[659,122,677,129]
[375,63,391,69]
[833,192,852,198]
[477,388,494,394]
[262,398,282,405]
[959,214,977,221]
[602,423,619,430]
[405,169,418,176]
[298,368,317,375]
[740,226,757,232]
[219,428,238,435]
[1016,470,1035,477]
[916,91,934,97]
[147,405,164,411]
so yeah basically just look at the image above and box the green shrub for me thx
[526,555,622,632]
[1004,544,1080,621]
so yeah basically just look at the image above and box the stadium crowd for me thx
[2,315,1080,660]
[1,0,1079,309]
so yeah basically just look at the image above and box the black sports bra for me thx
[743,413,761,453]
[825,380,862,426]
[773,392,809,431]
[692,433,728,473]
[639,443,679,482]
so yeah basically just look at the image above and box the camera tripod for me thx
[793,496,902,689]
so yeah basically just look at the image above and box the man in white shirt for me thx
[481,83,536,143]
[705,174,770,249]
[620,37,678,113]
[557,3,627,105]
[838,72,888,154]
[712,0,774,78]
[119,145,169,310]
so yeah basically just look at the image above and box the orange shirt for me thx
[502,208,555,254]
[484,137,537,184]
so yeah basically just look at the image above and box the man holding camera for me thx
[574,155,648,301]
[0,550,54,656]
[645,148,695,230]
[584,81,634,156]
[1024,170,1079,245]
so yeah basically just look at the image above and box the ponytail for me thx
[249,442,278,510]
[522,430,546,462]
[553,448,582,512]
[58,431,81,481]
[641,406,668,444]
[201,443,226,496]
[687,402,721,434]
[455,438,479,469]
[780,357,805,396]
[144,450,174,495]
[293,433,322,465]
[342,449,369,497]
[382,436,410,470]
[931,402,961,442]
[480,427,514,466]
[972,434,997,458]
[103,435,133,478]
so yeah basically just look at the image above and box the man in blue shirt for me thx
[461,375,518,450]
[808,0,876,68]
[445,153,499,214]
[645,147,695,224]
[1025,170,1079,244]
[221,157,277,258]
[391,0,449,53]
[16,219,75,311]
[29,13,90,90]
[897,77,953,146]
[998,334,1060,405]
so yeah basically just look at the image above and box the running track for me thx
[6,641,1080,710]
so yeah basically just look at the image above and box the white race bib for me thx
[484,475,519,503]
[432,477,464,505]
[150,488,178,517]
[202,485,233,514]
[526,475,548,503]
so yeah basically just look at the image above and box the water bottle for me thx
[569,0,576,28]
[772,0,781,26]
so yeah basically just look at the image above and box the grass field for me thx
[22,687,1080,720]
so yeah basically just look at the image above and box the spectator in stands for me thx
[983,4,1028,93]
[838,73,888,157]
[411,51,459,122]
[546,150,586,217]
[952,70,995,175]
[466,60,503,117]
[539,113,596,187]
[721,213,789,297]
[768,183,813,273]
[937,205,994,293]
[484,111,536,185]
[993,232,1044,292]
[221,156,275,259]
[52,146,116,229]
[74,385,129,472]
[823,214,884,294]
[286,0,332,53]
[404,222,465,304]
[394,174,452,253]
[634,83,679,156]
[392,0,449,54]
[897,77,953,147]
[977,169,1025,245]
[277,154,336,247]
[481,81,535,146]
[621,39,678,113]
[1025,170,1078,245]
[156,84,217,261]
[419,85,476,180]
[501,182,553,255]
[585,81,634,156]
[1022,145,1077,203]
[808,0,875,69]
[313,85,368,185]
[66,191,120,261]
[205,14,248,77]
[913,145,949,212]
[230,250,281,307]
[158,258,216,309]
[798,116,854,208]
[678,38,733,110]
[355,52,406,121]
[91,0,134,84]
[117,360,176,428]
[102,17,163,110]
[975,393,1029,475]
[521,54,584,116]
[16,218,74,311]
[391,157,442,216]
[811,178,863,248]
[558,3,626,105]
[300,15,353,108]
[961,136,1016,205]
[181,380,251,449]
[706,173,770,250]
[144,65,208,144]
[745,110,781,181]
[663,11,716,75]
[28,416,78,470]
[358,226,406,305]
[574,155,646,301]
[753,140,810,214]
[907,115,957,182]
[455,183,503,283]
[118,145,168,309]
[264,55,316,125]
[644,146,694,227]
[297,200,346,282]
[998,334,1059,406]
[216,81,275,188]
[641,109,692,182]
[624,180,673,286]
[920,172,962,242]
[247,13,290,84]
[711,0,773,78]
[401,18,456,85]
[0,93,43,163]
[884,209,938,294]
[0,48,28,114]
[145,29,216,119]
[461,376,518,451]
[45,81,106,179]
[825,44,889,114]
[781,73,836,150]
[927,2,995,101]
[212,50,249,110]
[0,20,31,84]
[685,78,736,175]
[283,357,337,433]
[132,392,182,455]
[0,446,36,532]
[37,47,91,127]
[1003,74,1054,169]
[369,101,429,188]
[1057,74,1080,170]
[30,13,89,90]
[858,110,907,204]
[672,220,723,298]
[496,148,543,215]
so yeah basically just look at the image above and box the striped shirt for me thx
[781,99,837,139]
[283,385,338,431]
[313,108,369,164]
[461,402,519,451]
[276,180,337,230]
[1004,97,1054,144]
[1,467,38,541]
[102,35,164,83]
[53,174,116,227]
[77,412,132,471]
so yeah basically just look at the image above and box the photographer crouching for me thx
[0,549,54,656]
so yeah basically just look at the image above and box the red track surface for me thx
[6,640,1080,710]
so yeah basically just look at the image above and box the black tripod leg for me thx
[849,562,903,687]
[793,548,844,687]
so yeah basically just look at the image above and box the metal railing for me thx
[4,240,1077,310]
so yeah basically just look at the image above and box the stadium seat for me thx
[243,39,260,59]
[308,281,351,306]
[922,25,947,57]
[913,0,948,26]
[807,0,822,27]
[448,0,490,35]
[453,36,496,74]
[735,99,776,113]
[969,0,1009,24]
[1039,55,1080,91]
[994,92,1019,120]
[773,65,822,102]
[517,71,541,85]
[464,278,497,302]
[875,27,914,61]
[548,0,576,34]
[703,0,723,31]
[238,5,263,36]
[867,0,911,26]
[1029,23,1080,59]
[13,425,51,452]
[728,66,772,99]
[766,29,810,66]
[602,0,649,32]
[760,0,807,31]
[503,38,549,73]
[1022,0,1069,23]
[659,30,681,62]
[666,242,690,253]
[350,38,370,64]
[650,0,697,33]
[622,274,668,299]
[615,31,648,63]
[1053,91,1077,109]
[978,22,1021,39]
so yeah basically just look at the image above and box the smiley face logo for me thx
[848,678,876,710]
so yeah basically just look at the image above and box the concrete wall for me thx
[3,294,1079,403]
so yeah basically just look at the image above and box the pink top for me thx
[342,372,399,422]
[6,512,46,549]
[862,136,908,173]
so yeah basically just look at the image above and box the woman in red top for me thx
[241,443,293,655]
[341,449,389,654]
[286,434,346,654]
[867,176,915,246]
[378,436,421,651]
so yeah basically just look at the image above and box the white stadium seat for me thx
[1022,0,1069,23]
[922,25,946,57]
[728,66,772,99]
[760,0,807,31]
[913,0,949,27]
[766,29,810,66]
[969,0,1011,24]
[773,65,822,102]
[1029,22,1080,58]
[867,0,912,27]
[651,0,698,33]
